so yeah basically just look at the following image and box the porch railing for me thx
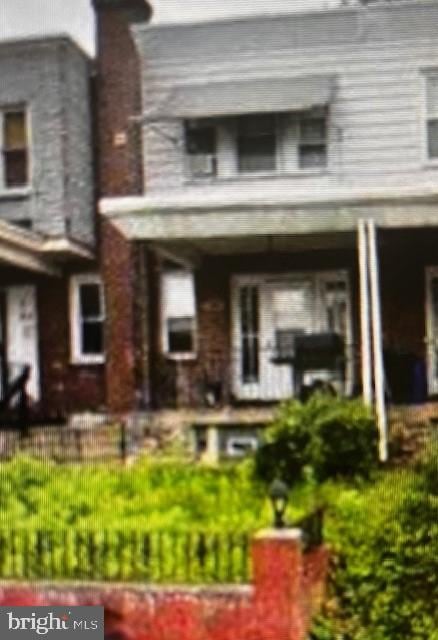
[151,343,357,409]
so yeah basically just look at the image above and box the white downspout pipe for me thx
[367,219,388,462]
[358,219,373,406]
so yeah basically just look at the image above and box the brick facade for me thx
[37,274,106,418]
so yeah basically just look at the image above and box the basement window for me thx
[2,108,29,188]
[162,270,196,358]
[70,275,105,364]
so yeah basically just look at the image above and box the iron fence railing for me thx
[0,511,324,584]
[0,529,251,584]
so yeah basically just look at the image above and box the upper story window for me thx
[426,74,438,161]
[237,114,277,173]
[70,275,105,365]
[2,108,29,189]
[298,113,327,169]
[185,120,217,177]
[184,109,328,180]
[161,270,197,359]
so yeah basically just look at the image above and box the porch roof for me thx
[100,186,438,249]
[0,221,94,276]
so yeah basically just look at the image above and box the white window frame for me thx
[70,274,105,365]
[161,270,197,361]
[422,70,438,166]
[184,109,329,181]
[0,105,31,191]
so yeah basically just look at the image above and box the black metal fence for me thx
[0,423,141,463]
[0,530,251,584]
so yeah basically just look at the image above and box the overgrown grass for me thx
[0,455,333,533]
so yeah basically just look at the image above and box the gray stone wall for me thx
[0,37,94,245]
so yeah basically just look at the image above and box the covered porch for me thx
[0,220,96,423]
[101,195,438,461]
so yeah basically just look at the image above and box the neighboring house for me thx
[94,0,438,456]
[0,36,105,421]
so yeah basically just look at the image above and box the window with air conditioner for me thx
[162,270,197,358]
[184,109,328,180]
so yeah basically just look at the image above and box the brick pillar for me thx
[252,529,307,640]
[101,221,139,413]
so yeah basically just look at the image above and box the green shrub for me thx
[254,393,378,486]
[312,445,438,640]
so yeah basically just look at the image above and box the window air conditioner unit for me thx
[188,154,216,177]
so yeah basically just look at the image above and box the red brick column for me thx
[252,529,307,640]
[101,221,138,413]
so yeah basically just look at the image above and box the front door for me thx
[6,286,40,401]
[232,271,352,401]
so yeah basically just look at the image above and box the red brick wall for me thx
[101,221,138,413]
[0,532,329,640]
[93,0,150,197]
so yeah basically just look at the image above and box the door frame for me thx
[231,270,354,401]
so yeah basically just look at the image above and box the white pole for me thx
[367,219,388,462]
[357,220,373,406]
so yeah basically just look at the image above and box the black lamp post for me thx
[269,478,289,529]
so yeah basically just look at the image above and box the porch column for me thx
[368,220,388,462]
[358,220,373,405]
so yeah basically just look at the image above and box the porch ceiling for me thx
[151,232,357,266]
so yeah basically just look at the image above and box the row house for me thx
[94,0,438,456]
[0,36,105,421]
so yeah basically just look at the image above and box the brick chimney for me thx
[92,0,152,197]
[92,0,153,414]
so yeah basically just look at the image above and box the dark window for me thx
[79,283,104,357]
[298,112,327,169]
[237,114,277,173]
[426,76,438,160]
[167,317,194,354]
[428,120,438,159]
[185,120,217,176]
[239,286,259,383]
[3,110,28,187]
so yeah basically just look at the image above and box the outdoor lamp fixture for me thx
[269,478,289,529]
